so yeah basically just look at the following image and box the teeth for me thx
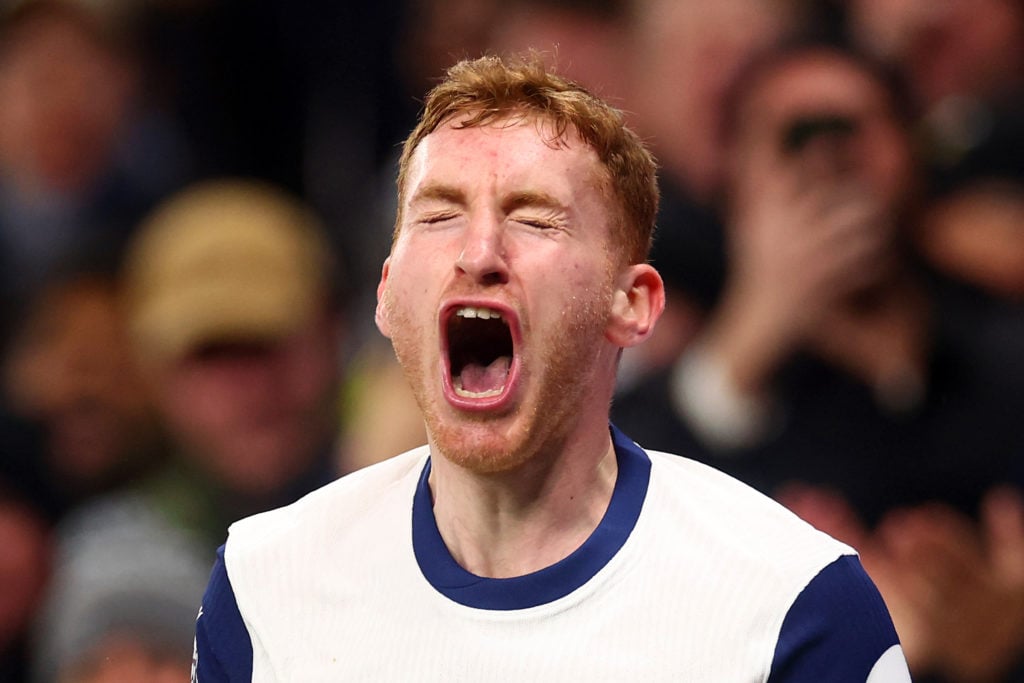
[455,306,503,321]
[454,379,503,399]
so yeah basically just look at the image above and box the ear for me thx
[374,258,392,338]
[606,263,665,348]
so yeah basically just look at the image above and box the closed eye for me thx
[418,211,460,225]
[516,218,558,230]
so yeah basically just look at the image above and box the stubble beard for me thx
[383,283,614,475]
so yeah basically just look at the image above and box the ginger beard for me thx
[381,275,616,475]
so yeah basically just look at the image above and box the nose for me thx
[455,215,509,286]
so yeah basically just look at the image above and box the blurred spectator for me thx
[626,0,806,201]
[32,179,347,683]
[0,488,50,683]
[612,40,1024,682]
[0,0,190,325]
[846,0,1024,441]
[846,0,1024,181]
[488,0,631,107]
[2,268,160,521]
[912,172,1024,427]
[917,179,1024,303]
[614,0,812,384]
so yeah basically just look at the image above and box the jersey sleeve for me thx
[192,545,254,682]
[767,554,912,683]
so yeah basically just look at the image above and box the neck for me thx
[428,427,618,578]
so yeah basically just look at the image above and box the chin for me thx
[427,412,537,475]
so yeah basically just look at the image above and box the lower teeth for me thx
[454,380,503,399]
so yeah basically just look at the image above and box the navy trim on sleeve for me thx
[768,554,901,683]
[194,545,254,682]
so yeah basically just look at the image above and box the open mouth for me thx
[446,305,514,400]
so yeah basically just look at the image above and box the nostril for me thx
[480,270,507,286]
[455,237,509,284]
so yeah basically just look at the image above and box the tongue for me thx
[459,355,511,394]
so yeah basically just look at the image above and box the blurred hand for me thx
[780,483,1024,681]
[807,279,929,412]
[704,143,891,395]
[777,484,945,673]
[877,489,1024,682]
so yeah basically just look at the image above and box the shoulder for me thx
[644,448,852,567]
[196,448,428,680]
[769,554,910,682]
[221,446,428,611]
[227,446,428,557]
[193,546,251,682]
[640,447,908,681]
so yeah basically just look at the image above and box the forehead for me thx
[404,115,606,199]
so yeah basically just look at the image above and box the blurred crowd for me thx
[0,0,1020,681]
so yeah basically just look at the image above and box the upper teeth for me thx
[456,306,502,321]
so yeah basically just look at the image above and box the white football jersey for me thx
[194,425,910,682]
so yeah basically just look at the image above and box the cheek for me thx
[282,337,336,406]
[160,369,236,435]
[550,260,616,327]
[869,135,914,208]
[383,256,437,328]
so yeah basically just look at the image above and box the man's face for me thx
[378,116,622,474]
[157,319,338,495]
[732,52,915,223]
[0,12,133,192]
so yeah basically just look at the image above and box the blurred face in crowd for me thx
[628,0,798,198]
[155,315,339,496]
[729,49,916,229]
[487,3,630,108]
[0,7,135,193]
[377,115,630,474]
[848,0,1024,105]
[3,277,153,491]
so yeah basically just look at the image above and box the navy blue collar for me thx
[412,424,651,610]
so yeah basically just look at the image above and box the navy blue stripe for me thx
[412,423,651,610]
[768,554,901,682]
[195,545,254,682]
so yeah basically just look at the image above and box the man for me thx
[194,55,910,681]
[31,179,345,683]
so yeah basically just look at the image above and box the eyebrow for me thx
[408,183,466,207]
[502,190,567,214]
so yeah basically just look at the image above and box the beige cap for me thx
[123,179,332,364]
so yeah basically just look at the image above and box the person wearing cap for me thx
[121,178,344,506]
[31,179,347,683]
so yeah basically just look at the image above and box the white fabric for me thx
[867,645,913,683]
[224,447,855,682]
[671,344,780,452]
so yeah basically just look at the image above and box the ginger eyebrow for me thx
[409,184,466,207]
[502,190,566,214]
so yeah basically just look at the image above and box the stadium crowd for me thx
[0,0,1021,681]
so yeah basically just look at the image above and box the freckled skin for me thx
[378,117,622,474]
